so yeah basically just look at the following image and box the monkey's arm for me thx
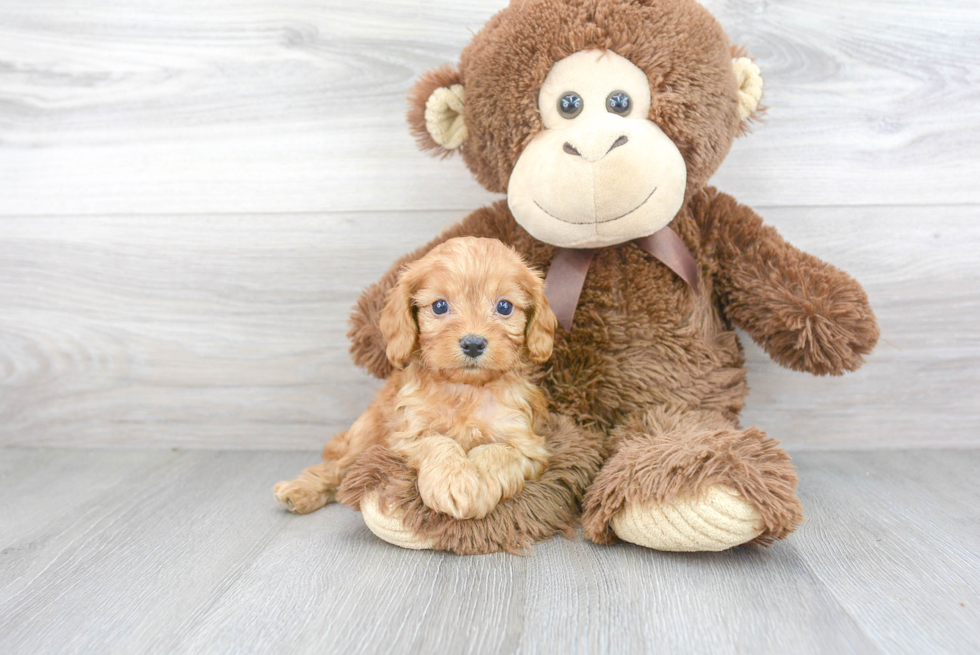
[348,201,513,379]
[695,189,879,376]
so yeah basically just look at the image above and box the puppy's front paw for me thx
[469,442,549,503]
[516,441,550,481]
[417,465,494,520]
[273,480,329,514]
[469,445,526,502]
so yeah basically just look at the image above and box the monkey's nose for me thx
[607,135,629,152]
[460,335,488,358]
[562,134,629,162]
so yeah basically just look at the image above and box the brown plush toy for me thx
[342,0,879,553]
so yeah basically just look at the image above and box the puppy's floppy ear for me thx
[407,65,467,156]
[380,264,421,369]
[521,267,557,364]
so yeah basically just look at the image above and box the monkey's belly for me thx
[544,328,747,430]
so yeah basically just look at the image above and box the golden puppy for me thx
[274,237,557,520]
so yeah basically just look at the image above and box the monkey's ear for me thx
[379,265,421,369]
[407,65,467,156]
[732,55,764,127]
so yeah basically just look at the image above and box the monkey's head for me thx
[408,0,763,249]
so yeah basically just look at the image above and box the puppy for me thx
[274,237,557,520]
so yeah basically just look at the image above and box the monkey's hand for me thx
[697,189,879,376]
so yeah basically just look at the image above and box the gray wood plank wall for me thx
[1,0,977,450]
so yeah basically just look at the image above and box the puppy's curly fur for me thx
[274,237,558,520]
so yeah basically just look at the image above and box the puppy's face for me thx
[380,237,556,381]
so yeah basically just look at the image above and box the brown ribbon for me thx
[544,225,700,331]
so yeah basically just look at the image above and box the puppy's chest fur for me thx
[387,369,537,452]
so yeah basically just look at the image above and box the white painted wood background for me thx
[1,0,977,450]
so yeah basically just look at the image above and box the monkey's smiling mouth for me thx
[533,187,657,225]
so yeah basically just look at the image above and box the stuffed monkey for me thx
[345,0,879,552]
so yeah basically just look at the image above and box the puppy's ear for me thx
[380,265,421,369]
[522,268,557,364]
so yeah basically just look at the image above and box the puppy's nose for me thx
[459,335,488,359]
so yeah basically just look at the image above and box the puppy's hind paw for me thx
[273,480,330,514]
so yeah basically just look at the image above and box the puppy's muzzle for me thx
[460,335,488,359]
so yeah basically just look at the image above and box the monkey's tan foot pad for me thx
[360,492,436,551]
[335,414,604,555]
[609,485,765,552]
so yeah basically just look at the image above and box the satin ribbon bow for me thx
[543,225,700,331]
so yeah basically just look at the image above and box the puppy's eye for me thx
[606,91,631,116]
[496,300,514,316]
[557,92,583,119]
[432,300,449,315]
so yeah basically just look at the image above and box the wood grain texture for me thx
[0,448,977,654]
[1,205,976,450]
[1,0,978,450]
[0,0,977,214]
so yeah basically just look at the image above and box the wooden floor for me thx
[0,447,977,654]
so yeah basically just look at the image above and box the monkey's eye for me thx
[496,300,514,316]
[557,92,584,119]
[606,91,631,116]
[432,300,449,315]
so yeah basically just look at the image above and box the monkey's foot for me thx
[360,492,436,551]
[609,485,764,552]
[581,410,804,550]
